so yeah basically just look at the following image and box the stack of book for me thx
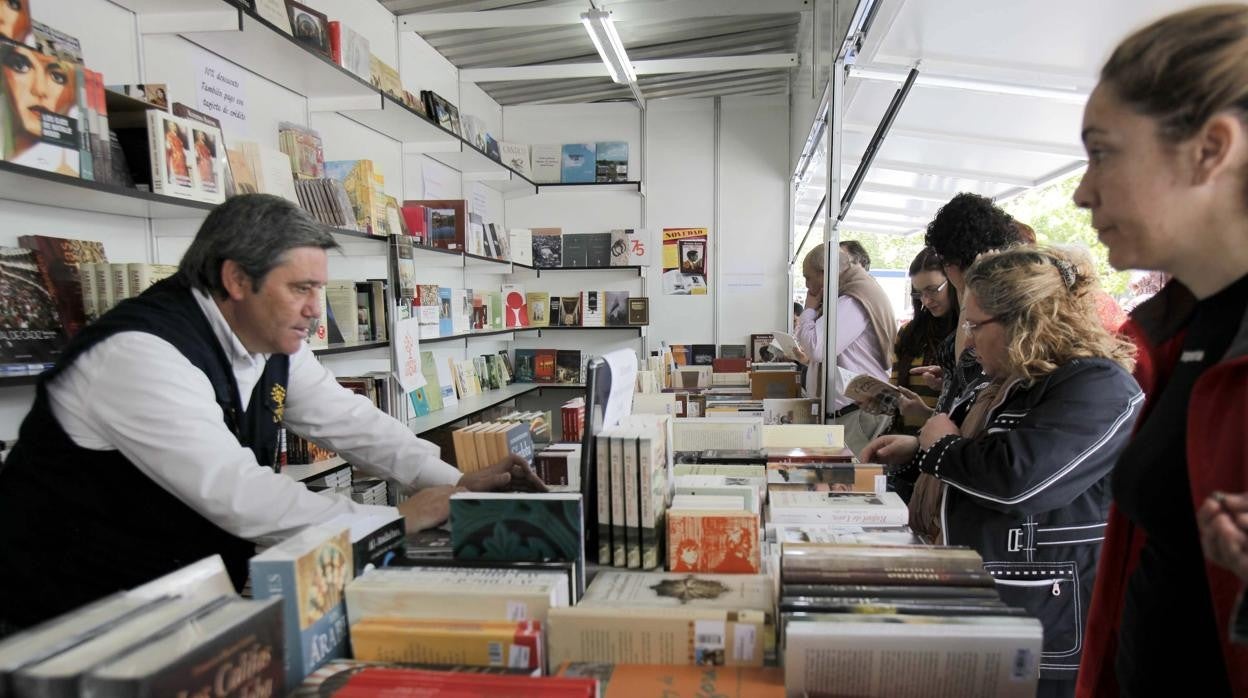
[533,444,581,488]
[594,414,672,571]
[560,397,586,443]
[779,544,1042,698]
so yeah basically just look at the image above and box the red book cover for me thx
[400,203,427,244]
[534,350,557,383]
[712,357,748,373]
[668,510,761,573]
[327,20,343,64]
[17,235,107,338]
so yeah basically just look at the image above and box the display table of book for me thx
[0,421,1043,697]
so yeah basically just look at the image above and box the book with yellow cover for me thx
[350,618,542,671]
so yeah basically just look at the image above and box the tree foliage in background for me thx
[835,172,1131,297]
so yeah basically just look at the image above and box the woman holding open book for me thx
[1072,6,1248,695]
[862,247,1142,698]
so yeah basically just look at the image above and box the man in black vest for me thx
[0,195,542,633]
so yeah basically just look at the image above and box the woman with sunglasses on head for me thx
[862,247,1142,698]
[1073,6,1248,695]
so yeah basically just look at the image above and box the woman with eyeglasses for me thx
[1073,6,1248,695]
[862,247,1142,698]
[891,247,958,435]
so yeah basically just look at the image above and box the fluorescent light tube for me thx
[581,8,636,84]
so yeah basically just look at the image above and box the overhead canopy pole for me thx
[838,65,918,221]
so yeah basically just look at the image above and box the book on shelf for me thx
[604,291,629,326]
[249,525,353,688]
[499,142,531,178]
[627,297,649,325]
[146,110,197,200]
[0,246,67,369]
[580,291,604,327]
[325,160,386,235]
[530,144,561,183]
[254,0,293,34]
[420,90,461,135]
[171,102,236,200]
[509,229,533,265]
[16,235,105,338]
[328,20,370,81]
[501,284,529,328]
[595,141,629,182]
[555,350,582,384]
[534,349,557,384]
[561,234,588,267]
[408,199,466,251]
[484,134,500,161]
[584,232,612,266]
[513,349,536,383]
[368,54,403,103]
[525,292,550,328]
[532,228,563,268]
[560,143,595,183]
[278,121,325,179]
[0,38,82,177]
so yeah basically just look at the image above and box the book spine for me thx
[147,110,165,195]
[609,434,626,568]
[596,434,612,565]
[623,435,641,569]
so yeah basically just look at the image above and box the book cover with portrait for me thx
[250,525,353,688]
[0,37,82,177]
[146,110,196,199]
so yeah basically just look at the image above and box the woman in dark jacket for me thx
[863,247,1142,698]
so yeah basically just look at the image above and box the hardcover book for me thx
[555,350,581,384]
[558,295,581,327]
[580,291,604,327]
[498,142,531,178]
[513,349,536,383]
[605,291,629,327]
[584,232,612,266]
[627,297,649,325]
[594,141,629,182]
[147,110,196,200]
[530,144,562,183]
[609,229,631,266]
[17,235,106,338]
[532,228,562,268]
[249,525,353,687]
[407,199,466,251]
[526,292,550,328]
[450,492,585,596]
[560,143,595,183]
[328,21,370,81]
[560,234,588,268]
[534,349,557,383]
[0,246,67,367]
[501,284,529,328]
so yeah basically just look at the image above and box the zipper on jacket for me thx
[994,578,1066,596]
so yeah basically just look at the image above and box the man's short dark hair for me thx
[839,240,871,271]
[180,194,339,297]
[924,193,1020,269]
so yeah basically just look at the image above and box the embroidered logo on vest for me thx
[270,383,286,423]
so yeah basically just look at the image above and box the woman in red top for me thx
[1073,5,1248,695]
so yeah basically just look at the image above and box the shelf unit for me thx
[535,181,643,194]
[0,161,215,219]
[420,328,536,345]
[313,340,390,356]
[511,264,645,278]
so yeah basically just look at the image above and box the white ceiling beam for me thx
[399,0,810,32]
[843,158,1039,187]
[858,182,964,203]
[848,62,1090,104]
[839,222,924,236]
[843,122,1086,159]
[461,54,798,82]
[851,202,939,218]
[871,53,1098,94]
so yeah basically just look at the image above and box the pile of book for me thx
[534,443,582,488]
[594,414,672,571]
[779,544,1042,697]
[560,397,585,443]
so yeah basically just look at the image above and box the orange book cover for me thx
[667,510,760,573]
[555,663,783,697]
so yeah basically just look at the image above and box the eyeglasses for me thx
[961,317,1001,335]
[910,279,949,301]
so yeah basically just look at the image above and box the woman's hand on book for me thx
[860,435,920,466]
[459,454,549,493]
[897,386,935,421]
[398,484,465,532]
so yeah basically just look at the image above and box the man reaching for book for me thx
[0,195,544,635]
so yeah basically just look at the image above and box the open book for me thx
[844,374,901,415]
[768,331,801,360]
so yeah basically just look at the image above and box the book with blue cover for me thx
[249,525,352,688]
[560,143,595,183]
[437,287,453,336]
[595,141,628,182]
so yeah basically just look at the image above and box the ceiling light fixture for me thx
[581,8,636,85]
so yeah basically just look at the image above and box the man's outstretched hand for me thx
[458,454,548,493]
[397,484,465,532]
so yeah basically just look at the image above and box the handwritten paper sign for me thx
[194,55,248,135]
